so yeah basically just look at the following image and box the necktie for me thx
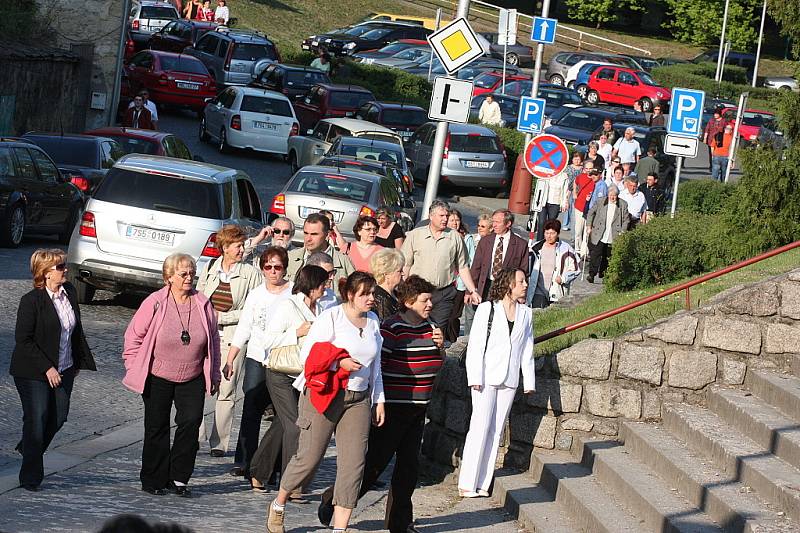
[133,110,140,129]
[492,235,504,279]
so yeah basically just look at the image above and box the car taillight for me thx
[231,115,241,130]
[79,211,96,238]
[271,193,285,214]
[289,123,299,137]
[359,205,375,217]
[201,233,222,257]
[498,139,507,160]
[158,74,168,86]
[443,133,450,159]
[69,175,91,192]
[132,20,140,30]
[282,88,289,95]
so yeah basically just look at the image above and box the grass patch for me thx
[533,246,800,356]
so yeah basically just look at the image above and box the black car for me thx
[544,106,648,146]
[23,133,125,195]
[249,63,331,99]
[0,139,84,246]
[469,85,583,127]
[318,22,431,57]
[477,32,534,67]
[302,21,396,55]
[354,101,428,141]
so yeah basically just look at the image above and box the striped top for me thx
[210,281,233,312]
[380,315,443,405]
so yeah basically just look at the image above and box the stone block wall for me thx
[423,269,800,470]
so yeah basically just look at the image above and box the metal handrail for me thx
[534,240,800,344]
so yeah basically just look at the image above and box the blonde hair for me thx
[162,253,197,283]
[370,248,405,284]
[215,224,247,252]
[30,248,67,289]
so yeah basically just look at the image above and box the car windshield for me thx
[493,98,519,114]
[473,73,500,89]
[339,143,402,164]
[286,70,329,86]
[159,56,208,74]
[94,168,223,219]
[105,136,161,155]
[557,111,606,131]
[240,95,293,116]
[26,138,97,167]
[503,80,532,96]
[540,89,582,106]
[742,111,775,126]
[392,48,422,60]
[232,43,276,61]
[377,43,408,54]
[289,171,372,202]
[638,71,658,86]
[140,6,177,18]
[381,109,427,127]
[449,134,500,154]
[342,25,373,37]
[329,91,374,108]
[360,28,392,40]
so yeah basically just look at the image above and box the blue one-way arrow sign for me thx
[531,16,557,44]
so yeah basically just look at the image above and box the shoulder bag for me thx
[267,300,306,375]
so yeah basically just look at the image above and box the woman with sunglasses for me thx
[123,253,221,497]
[343,215,384,273]
[196,225,264,459]
[223,246,293,490]
[10,249,96,491]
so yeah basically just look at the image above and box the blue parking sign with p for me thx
[668,88,705,137]
[517,96,546,134]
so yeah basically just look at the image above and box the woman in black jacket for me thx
[10,249,96,491]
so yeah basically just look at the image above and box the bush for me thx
[334,63,432,108]
[676,179,736,215]
[651,63,779,109]
[281,50,316,66]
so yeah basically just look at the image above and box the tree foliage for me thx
[1,0,41,41]
[768,1,800,59]
[564,0,645,29]
[663,0,759,51]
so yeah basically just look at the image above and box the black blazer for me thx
[9,282,96,380]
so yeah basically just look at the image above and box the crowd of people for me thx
[169,0,230,24]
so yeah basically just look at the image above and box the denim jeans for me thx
[711,156,728,182]
[14,369,75,488]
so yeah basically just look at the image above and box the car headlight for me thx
[749,134,757,140]
[656,92,663,98]
[344,42,356,50]
[324,38,332,43]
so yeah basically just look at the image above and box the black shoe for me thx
[14,441,22,455]
[229,466,245,477]
[167,481,192,498]
[210,449,225,458]
[141,486,168,496]
[21,484,40,492]
[587,275,595,283]
[317,486,334,527]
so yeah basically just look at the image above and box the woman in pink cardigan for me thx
[123,253,221,497]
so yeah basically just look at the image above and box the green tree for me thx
[2,0,41,41]
[768,1,800,59]
[663,0,759,51]
[564,0,645,29]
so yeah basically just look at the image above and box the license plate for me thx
[230,63,248,73]
[253,121,278,130]
[300,206,343,222]
[312,40,319,46]
[125,225,175,246]
[302,44,310,50]
[465,161,491,168]
[176,81,199,90]
[399,131,413,139]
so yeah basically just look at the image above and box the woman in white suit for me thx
[458,268,536,498]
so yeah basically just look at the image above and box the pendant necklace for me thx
[171,291,192,346]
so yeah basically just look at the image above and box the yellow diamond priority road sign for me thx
[427,17,486,74]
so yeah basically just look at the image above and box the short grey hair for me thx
[588,141,599,150]
[624,175,639,184]
[306,252,333,267]
[608,185,620,196]
[273,216,295,233]
[492,208,514,226]
[625,127,636,135]
[162,253,196,283]
[429,200,450,216]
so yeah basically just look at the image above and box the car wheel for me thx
[567,81,575,89]
[218,128,229,154]
[586,90,600,105]
[549,74,564,86]
[779,85,792,91]
[577,84,588,99]
[58,206,79,245]
[505,52,519,66]
[639,97,653,112]
[0,204,25,248]
[199,115,209,142]
[288,151,299,173]
[68,270,95,304]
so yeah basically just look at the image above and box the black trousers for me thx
[588,240,612,277]
[447,289,466,342]
[430,285,456,340]
[235,357,280,479]
[536,203,561,240]
[140,373,205,489]
[14,369,75,488]
[250,369,298,482]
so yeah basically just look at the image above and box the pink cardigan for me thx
[122,286,221,394]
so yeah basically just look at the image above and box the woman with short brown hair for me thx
[343,215,383,273]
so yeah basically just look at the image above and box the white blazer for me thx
[466,301,535,390]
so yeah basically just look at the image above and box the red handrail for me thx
[534,240,800,344]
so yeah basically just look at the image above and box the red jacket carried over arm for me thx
[304,341,350,414]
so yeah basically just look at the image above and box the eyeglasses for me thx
[361,227,378,233]
[263,264,285,272]
[176,271,195,278]
[274,229,292,236]
[51,263,66,272]
[327,269,337,279]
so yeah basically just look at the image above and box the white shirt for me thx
[619,189,647,220]
[598,143,613,166]
[127,99,158,121]
[215,5,229,23]
[544,171,569,207]
[293,305,385,403]
[601,203,618,244]
[613,137,642,164]
[478,100,502,126]
[489,231,511,281]
[318,288,338,311]
[46,286,76,372]
[231,283,293,364]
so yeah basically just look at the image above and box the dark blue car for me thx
[469,85,583,127]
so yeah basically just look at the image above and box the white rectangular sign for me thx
[664,134,699,158]
[497,8,517,46]
[428,76,473,124]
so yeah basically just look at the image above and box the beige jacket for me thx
[286,243,354,297]
[197,257,264,345]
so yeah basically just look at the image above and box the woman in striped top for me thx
[317,275,444,533]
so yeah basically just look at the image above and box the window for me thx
[555,111,605,131]
[366,106,380,123]
[110,136,160,155]
[196,34,218,54]
[329,91,374,109]
[565,54,582,66]
[0,147,16,177]
[218,88,237,108]
[286,70,329,87]
[597,68,615,81]
[448,134,500,154]
[289,171,372,202]
[236,178,260,220]
[29,149,59,182]
[140,6,178,19]
[23,137,97,167]
[163,21,178,35]
[159,56,208,74]
[100,142,117,169]
[307,87,323,107]
[360,28,392,40]
[13,148,38,179]
[379,178,400,208]
[473,72,501,89]
[231,43,276,61]
[240,96,293,117]
[171,137,192,160]
[326,125,349,144]
[217,39,229,58]
[618,71,637,85]
[312,122,330,140]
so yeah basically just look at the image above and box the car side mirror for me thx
[306,129,313,135]
[406,157,414,168]
[304,97,311,104]
[204,97,215,104]
[56,173,68,184]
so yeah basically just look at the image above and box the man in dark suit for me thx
[122,95,155,130]
[470,208,529,302]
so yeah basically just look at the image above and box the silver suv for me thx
[545,51,603,86]
[67,155,265,302]
[129,0,180,47]
[185,28,280,87]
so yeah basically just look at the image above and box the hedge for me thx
[676,179,737,215]
[334,63,432,108]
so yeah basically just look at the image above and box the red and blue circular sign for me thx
[523,134,569,180]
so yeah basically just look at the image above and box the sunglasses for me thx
[51,263,66,272]
[274,229,292,236]
[176,271,195,278]
[263,264,285,272]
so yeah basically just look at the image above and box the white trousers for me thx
[572,208,588,257]
[458,385,516,492]
[198,339,244,451]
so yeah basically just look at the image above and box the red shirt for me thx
[573,172,596,214]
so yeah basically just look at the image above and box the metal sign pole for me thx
[715,0,730,82]
[421,0,471,218]
[427,9,442,83]
[670,156,683,218]
[502,39,508,95]
[752,0,767,88]
[725,91,748,183]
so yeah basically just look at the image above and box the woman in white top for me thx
[268,272,385,533]
[223,246,293,488]
[458,269,536,498]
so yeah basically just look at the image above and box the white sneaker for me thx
[477,489,490,497]
[459,489,480,498]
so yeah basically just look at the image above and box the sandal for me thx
[250,478,268,493]
[458,488,480,498]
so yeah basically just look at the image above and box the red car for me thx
[471,71,531,97]
[124,50,216,111]
[84,127,198,161]
[585,66,670,112]
[720,107,776,142]
[292,83,376,131]
[147,20,218,53]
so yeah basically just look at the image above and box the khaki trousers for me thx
[279,388,371,509]
[199,339,243,452]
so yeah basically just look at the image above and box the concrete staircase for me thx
[494,356,800,532]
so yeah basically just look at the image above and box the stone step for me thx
[747,370,800,420]
[664,403,800,524]
[621,421,800,533]
[492,470,578,533]
[530,449,645,532]
[793,355,800,379]
[709,387,800,470]
[577,436,724,533]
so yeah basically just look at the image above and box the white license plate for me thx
[176,82,199,90]
[399,131,413,139]
[300,206,343,222]
[126,226,175,246]
[312,40,319,46]
[253,121,278,130]
[230,63,248,73]
[302,44,310,50]
[465,161,491,168]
